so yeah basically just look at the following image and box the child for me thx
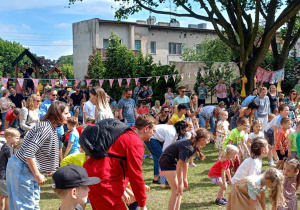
[276,117,293,169]
[167,104,189,125]
[208,145,239,205]
[0,128,20,210]
[288,121,300,159]
[64,116,80,157]
[268,113,275,122]
[215,111,230,157]
[232,137,269,184]
[246,120,264,152]
[61,147,89,168]
[137,101,149,115]
[278,158,300,210]
[52,165,100,210]
[227,168,285,210]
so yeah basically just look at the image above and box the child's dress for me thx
[278,175,297,210]
[227,175,265,210]
[214,120,229,149]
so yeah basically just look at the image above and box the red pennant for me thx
[32,79,39,93]
[62,79,68,88]
[1,78,8,89]
[117,78,123,88]
[86,79,92,88]
[99,79,104,88]
[75,79,81,88]
[134,78,139,86]
[51,79,57,87]
[126,78,131,87]
[109,79,114,88]
[17,78,24,89]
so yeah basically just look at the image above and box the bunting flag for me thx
[32,79,39,93]
[51,79,57,87]
[180,74,184,80]
[146,76,152,82]
[109,79,114,88]
[164,75,168,83]
[270,68,284,84]
[200,70,205,78]
[193,72,197,77]
[256,67,273,83]
[134,78,139,86]
[240,76,248,98]
[75,79,81,88]
[86,79,92,88]
[117,78,123,87]
[156,76,160,83]
[206,69,210,76]
[172,74,176,82]
[62,79,68,88]
[17,78,24,89]
[277,80,282,92]
[1,78,8,89]
[99,79,104,88]
[187,73,190,78]
[212,69,215,76]
[126,78,131,87]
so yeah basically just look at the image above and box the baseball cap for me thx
[178,104,190,110]
[52,165,100,189]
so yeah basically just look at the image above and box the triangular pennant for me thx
[212,69,215,76]
[200,70,205,78]
[164,75,169,83]
[146,77,152,82]
[134,78,139,86]
[109,79,114,88]
[51,79,57,87]
[99,79,104,88]
[75,79,81,87]
[126,78,131,87]
[62,79,68,88]
[156,76,160,83]
[1,78,8,89]
[17,78,24,89]
[193,72,197,77]
[117,78,123,88]
[86,79,92,88]
[180,74,184,80]
[172,74,176,82]
[32,79,39,93]
[206,69,210,76]
[187,73,190,78]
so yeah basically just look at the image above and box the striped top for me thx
[15,121,59,173]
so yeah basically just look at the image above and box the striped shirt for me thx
[15,121,59,173]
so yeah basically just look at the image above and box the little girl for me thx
[208,145,239,205]
[214,111,230,157]
[278,158,300,210]
[227,168,286,210]
[232,137,269,184]
[247,120,264,148]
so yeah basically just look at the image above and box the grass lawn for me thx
[39,143,299,209]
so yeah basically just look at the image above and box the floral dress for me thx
[284,97,297,127]
[214,120,229,149]
[278,174,297,210]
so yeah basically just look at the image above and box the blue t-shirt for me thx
[198,86,208,100]
[118,97,135,123]
[68,129,80,155]
[241,96,256,107]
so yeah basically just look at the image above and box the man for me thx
[4,108,21,130]
[216,78,229,108]
[70,87,83,107]
[68,84,77,101]
[228,78,241,106]
[83,84,93,102]
[84,115,156,210]
[133,82,142,105]
[172,86,190,107]
[22,62,35,94]
[197,82,208,106]
[199,106,221,133]
[138,86,150,105]
[118,87,137,126]
[9,87,25,108]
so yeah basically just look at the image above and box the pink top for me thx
[216,84,227,98]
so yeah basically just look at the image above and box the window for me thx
[135,40,141,52]
[103,39,109,49]
[150,41,156,54]
[169,43,182,55]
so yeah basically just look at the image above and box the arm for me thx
[288,137,292,158]
[134,107,138,119]
[75,108,79,118]
[164,94,168,101]
[22,99,26,107]
[118,108,123,120]
[39,104,47,119]
[259,191,266,210]
[176,159,187,195]
[64,141,73,158]
[221,168,228,190]
[26,158,47,186]
[4,120,10,130]
[182,161,189,190]
[231,87,235,97]
[249,197,256,210]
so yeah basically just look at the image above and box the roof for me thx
[11,49,42,68]
[45,67,62,76]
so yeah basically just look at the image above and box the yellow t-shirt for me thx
[60,153,86,167]
[170,113,185,124]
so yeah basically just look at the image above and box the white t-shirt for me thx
[152,124,178,151]
[248,132,264,141]
[231,157,262,184]
[82,100,96,125]
[264,115,281,132]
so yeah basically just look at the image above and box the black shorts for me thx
[264,130,274,146]
[276,150,288,160]
[159,154,176,171]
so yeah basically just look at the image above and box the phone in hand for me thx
[199,104,204,108]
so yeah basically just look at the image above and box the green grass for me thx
[39,143,299,209]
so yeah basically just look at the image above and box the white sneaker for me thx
[268,161,276,167]
[189,163,197,167]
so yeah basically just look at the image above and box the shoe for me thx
[268,161,276,167]
[149,155,153,159]
[274,159,279,164]
[215,199,227,205]
[195,156,200,161]
[152,178,161,184]
[143,155,148,160]
[221,198,227,202]
[189,163,197,167]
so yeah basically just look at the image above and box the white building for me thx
[72,18,218,79]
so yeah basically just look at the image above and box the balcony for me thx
[97,48,139,60]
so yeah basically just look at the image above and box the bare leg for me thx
[216,182,226,199]
[273,147,278,161]
[163,170,182,210]
[4,197,8,210]
[59,148,63,163]
[218,149,223,158]
[0,194,5,210]
[267,144,273,162]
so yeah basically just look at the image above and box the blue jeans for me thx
[127,123,135,126]
[199,115,216,133]
[144,138,164,176]
[6,155,40,209]
[1,111,7,131]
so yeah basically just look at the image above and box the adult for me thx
[83,84,93,102]
[156,106,171,124]
[184,85,192,98]
[172,86,190,107]
[284,89,298,127]
[9,86,25,109]
[58,89,68,104]
[267,85,279,113]
[6,101,70,209]
[165,87,174,104]
[133,82,142,105]
[138,101,150,115]
[75,101,85,125]
[187,94,202,128]
[231,101,259,129]
[197,82,208,106]
[162,99,174,114]
[6,73,14,90]
[144,121,189,184]
[68,84,77,100]
[83,88,96,125]
[4,108,20,130]
[0,89,15,134]
[70,87,83,107]
[228,78,241,107]
[198,106,221,133]
[151,100,161,116]
[138,86,150,105]
[22,62,35,94]
[293,79,300,94]
[215,78,229,108]
[93,87,113,122]
[43,82,51,100]
[241,88,258,107]
[118,87,137,126]
[84,115,156,210]
[19,94,40,132]
[254,87,271,128]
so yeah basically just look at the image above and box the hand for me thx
[122,191,131,205]
[280,150,285,155]
[35,173,47,186]
[45,172,53,177]
[145,185,150,192]
[183,179,188,190]
[177,183,183,196]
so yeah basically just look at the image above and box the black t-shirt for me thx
[59,97,68,104]
[0,144,13,180]
[84,89,90,101]
[70,93,83,106]
[159,139,195,170]
[9,93,24,108]
[24,67,34,78]
[230,83,237,95]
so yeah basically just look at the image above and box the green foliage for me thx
[86,47,106,86]
[57,55,73,65]
[60,64,74,79]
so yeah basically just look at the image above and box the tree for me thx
[57,55,73,65]
[60,64,74,79]
[86,47,106,86]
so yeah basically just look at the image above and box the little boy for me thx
[52,165,100,210]
[290,121,300,159]
[0,128,20,210]
[64,116,80,158]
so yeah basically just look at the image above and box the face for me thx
[89,93,97,105]
[290,91,297,100]
[239,123,250,130]
[219,79,223,84]
[253,123,262,132]
[252,89,258,95]
[181,109,187,114]
[10,88,15,95]
[200,83,204,87]
[48,91,58,101]
[260,89,267,98]
[261,144,269,157]
[8,135,20,146]
[281,107,289,117]
[221,112,228,120]
[156,101,160,106]
[163,108,169,115]
[192,96,197,103]
[270,86,276,92]
[34,98,41,108]
[124,90,132,99]
[227,152,237,161]
[283,163,297,178]
[61,107,70,124]
[24,63,28,68]
[197,137,210,148]
[89,85,93,90]
[143,124,156,141]
[74,186,89,205]
[282,121,291,130]
[167,88,171,92]
[179,89,186,95]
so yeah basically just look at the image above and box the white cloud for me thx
[54,23,71,29]
[21,24,30,30]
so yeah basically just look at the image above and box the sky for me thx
[0,0,214,60]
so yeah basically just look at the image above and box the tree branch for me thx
[289,28,300,51]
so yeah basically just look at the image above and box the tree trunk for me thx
[244,62,257,94]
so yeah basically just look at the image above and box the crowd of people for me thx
[0,70,299,210]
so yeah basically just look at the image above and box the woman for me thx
[163,99,174,114]
[165,87,174,104]
[216,78,229,108]
[231,101,259,129]
[156,106,171,124]
[58,90,68,104]
[19,94,40,133]
[94,87,113,122]
[0,89,14,134]
[151,100,161,116]
[187,94,201,128]
[6,101,70,209]
[267,85,279,113]
[159,128,210,210]
[284,89,298,126]
[241,88,258,107]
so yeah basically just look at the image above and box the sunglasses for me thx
[164,111,170,113]
[291,93,297,95]
[52,94,57,96]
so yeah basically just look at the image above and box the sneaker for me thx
[189,163,197,167]
[143,155,148,160]
[152,178,161,184]
[215,199,227,206]
[149,155,153,159]
[268,161,276,167]
[221,198,227,202]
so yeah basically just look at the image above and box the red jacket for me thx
[84,130,146,208]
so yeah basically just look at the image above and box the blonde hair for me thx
[263,168,286,209]
[269,85,277,94]
[154,100,160,109]
[4,128,20,139]
[67,116,78,127]
[95,87,112,113]
[2,89,9,97]
[189,94,198,113]
[220,145,239,162]
[26,94,40,110]
[190,128,211,160]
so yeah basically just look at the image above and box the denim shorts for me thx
[209,176,222,184]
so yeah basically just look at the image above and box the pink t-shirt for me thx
[137,107,149,115]
[216,84,227,98]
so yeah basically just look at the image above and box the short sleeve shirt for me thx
[137,107,149,115]
[70,93,83,106]
[275,129,292,151]
[68,129,80,156]
[169,114,185,124]
[208,160,231,178]
[197,86,208,100]
[118,98,135,123]
[199,106,215,119]
[222,128,245,149]
[231,158,262,184]
[0,144,13,180]
[172,95,190,107]
[5,109,15,125]
[216,84,227,98]
[9,93,24,108]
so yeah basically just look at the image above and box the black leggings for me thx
[128,202,139,210]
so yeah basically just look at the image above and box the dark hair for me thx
[278,104,287,112]
[135,114,157,130]
[13,108,21,116]
[89,88,96,96]
[124,87,132,92]
[237,117,249,125]
[174,121,188,138]
[279,98,284,103]
[24,62,28,65]
[178,86,185,91]
[247,101,259,110]
[9,86,15,90]
[250,137,268,159]
[190,128,211,160]
[42,101,68,125]
[47,88,57,94]
[252,88,257,95]
[283,158,300,189]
